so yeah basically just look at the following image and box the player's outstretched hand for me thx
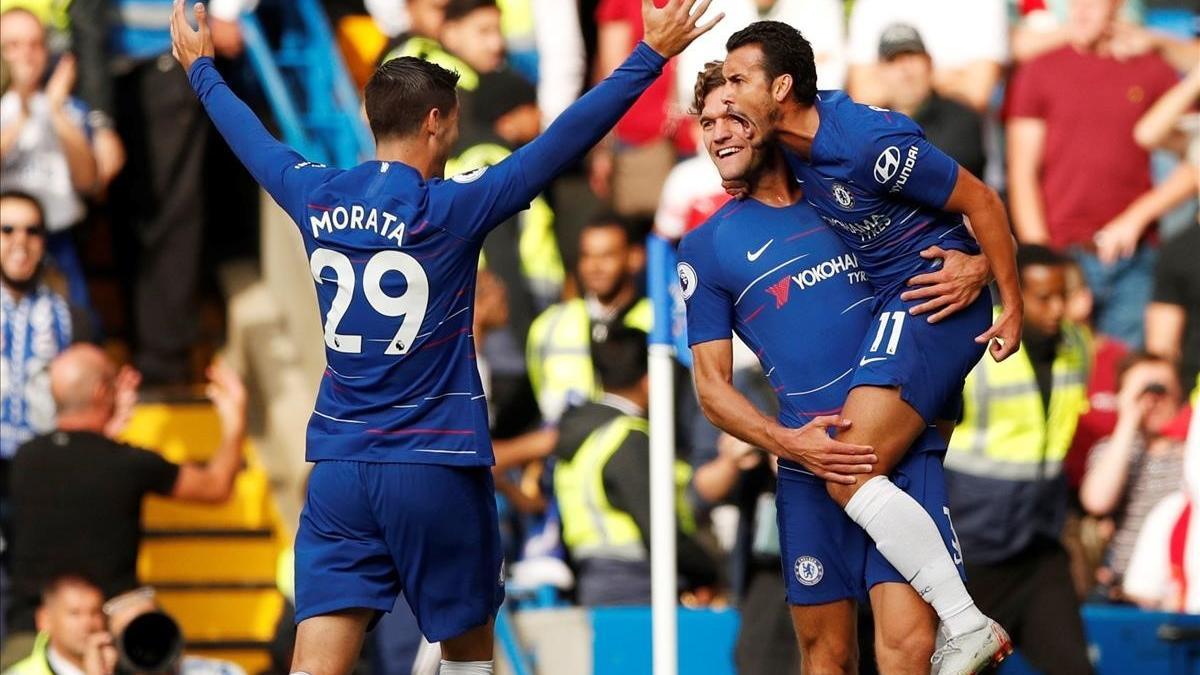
[643,0,724,59]
[976,305,1022,362]
[901,246,991,323]
[767,416,876,485]
[170,0,214,72]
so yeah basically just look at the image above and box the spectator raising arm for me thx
[43,55,98,195]
[1006,116,1050,244]
[1134,65,1200,153]
[170,361,248,503]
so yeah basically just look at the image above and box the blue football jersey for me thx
[785,91,980,297]
[679,198,943,472]
[188,45,668,464]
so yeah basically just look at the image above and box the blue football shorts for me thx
[294,461,504,642]
[848,287,993,423]
[776,433,965,606]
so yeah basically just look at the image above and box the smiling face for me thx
[0,194,46,289]
[700,88,762,182]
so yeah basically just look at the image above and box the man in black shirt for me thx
[876,23,987,180]
[1147,224,1200,391]
[4,344,248,642]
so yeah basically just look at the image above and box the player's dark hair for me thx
[726,21,817,105]
[365,57,460,141]
[1016,244,1068,273]
[0,189,46,226]
[691,60,726,116]
[444,0,497,22]
[582,212,636,246]
[592,326,649,392]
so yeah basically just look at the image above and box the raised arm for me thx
[489,0,722,219]
[172,1,313,218]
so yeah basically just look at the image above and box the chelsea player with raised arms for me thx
[717,22,1020,675]
[168,2,722,674]
[680,62,995,675]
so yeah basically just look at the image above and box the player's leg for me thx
[824,296,998,646]
[377,464,505,674]
[789,602,858,675]
[868,583,937,675]
[439,620,496,671]
[292,462,402,675]
[776,468,869,675]
[291,610,373,675]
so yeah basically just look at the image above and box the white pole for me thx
[648,342,678,675]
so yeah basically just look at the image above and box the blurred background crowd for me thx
[0,0,1197,674]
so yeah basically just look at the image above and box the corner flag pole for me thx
[646,234,678,675]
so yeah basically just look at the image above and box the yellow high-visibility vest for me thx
[527,298,652,422]
[946,320,1090,481]
[554,414,693,561]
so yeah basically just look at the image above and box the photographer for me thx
[1081,352,1191,601]
[83,588,243,675]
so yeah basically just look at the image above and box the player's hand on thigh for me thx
[902,247,990,323]
[768,416,876,485]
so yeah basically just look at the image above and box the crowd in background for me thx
[0,0,1198,674]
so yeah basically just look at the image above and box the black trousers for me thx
[112,54,207,384]
[966,539,1093,675]
[735,566,801,675]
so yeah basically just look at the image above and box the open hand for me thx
[642,0,724,59]
[901,246,991,323]
[768,416,876,485]
[206,359,247,439]
[169,0,214,71]
[1093,210,1147,265]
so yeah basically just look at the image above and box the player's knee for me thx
[798,635,856,675]
[875,624,935,672]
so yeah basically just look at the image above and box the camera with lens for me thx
[115,610,184,674]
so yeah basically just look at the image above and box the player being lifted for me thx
[718,22,1020,675]
[168,2,722,674]
[680,61,995,675]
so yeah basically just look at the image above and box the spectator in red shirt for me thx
[590,0,685,220]
[1006,0,1179,348]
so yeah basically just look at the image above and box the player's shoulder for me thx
[820,91,922,148]
[680,199,746,255]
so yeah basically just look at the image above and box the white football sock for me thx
[439,660,493,674]
[845,475,987,637]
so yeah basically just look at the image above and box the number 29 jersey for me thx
[281,159,533,465]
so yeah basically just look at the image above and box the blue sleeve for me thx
[188,57,335,225]
[431,42,667,242]
[858,109,960,209]
[678,226,735,346]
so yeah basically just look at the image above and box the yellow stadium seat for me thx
[122,403,289,673]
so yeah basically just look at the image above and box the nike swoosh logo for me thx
[747,239,774,262]
[859,356,887,367]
